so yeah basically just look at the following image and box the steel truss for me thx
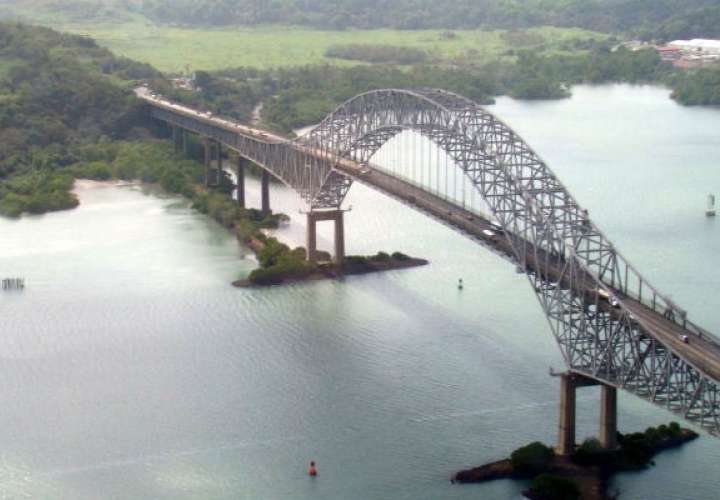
[300,88,720,434]
[149,107,351,208]
[148,89,720,434]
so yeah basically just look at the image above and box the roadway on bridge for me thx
[334,159,720,385]
[136,88,720,388]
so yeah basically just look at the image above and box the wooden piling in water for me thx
[1,277,25,290]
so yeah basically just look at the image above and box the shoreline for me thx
[70,180,429,288]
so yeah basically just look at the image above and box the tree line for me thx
[132,0,720,39]
[181,45,708,135]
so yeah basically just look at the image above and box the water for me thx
[1,85,719,499]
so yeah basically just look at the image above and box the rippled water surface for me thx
[1,85,719,499]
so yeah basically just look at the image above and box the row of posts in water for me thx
[2,278,25,290]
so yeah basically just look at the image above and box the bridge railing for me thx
[612,254,720,345]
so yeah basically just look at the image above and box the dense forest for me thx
[2,1,720,39]
[0,22,160,215]
[122,0,720,39]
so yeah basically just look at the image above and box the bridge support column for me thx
[555,372,618,455]
[305,209,346,264]
[182,129,188,154]
[557,373,577,456]
[216,142,223,186]
[261,170,271,215]
[306,213,318,263]
[334,210,345,264]
[599,385,618,450]
[172,126,179,152]
[236,156,247,209]
[203,139,211,187]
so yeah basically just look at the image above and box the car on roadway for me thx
[680,335,689,343]
[359,167,371,175]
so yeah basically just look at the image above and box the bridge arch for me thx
[300,88,720,433]
[144,87,720,434]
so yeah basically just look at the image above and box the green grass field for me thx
[58,22,605,73]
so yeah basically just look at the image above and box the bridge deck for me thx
[137,89,720,389]
[333,156,720,385]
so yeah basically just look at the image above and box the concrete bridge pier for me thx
[203,138,211,186]
[215,142,223,186]
[172,126,179,152]
[172,127,187,153]
[202,139,223,187]
[599,384,618,450]
[236,156,247,209]
[306,209,345,264]
[556,372,618,455]
[261,170,271,215]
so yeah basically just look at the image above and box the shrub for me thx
[315,250,332,262]
[344,255,369,266]
[290,247,307,260]
[248,255,316,285]
[617,432,654,469]
[325,44,428,64]
[72,161,113,180]
[373,251,391,262]
[572,437,614,467]
[391,251,411,261]
[528,474,580,500]
[668,422,682,437]
[510,442,554,476]
[234,219,258,242]
[257,237,291,268]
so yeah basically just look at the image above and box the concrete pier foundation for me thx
[555,372,617,455]
[599,385,618,449]
[306,210,345,264]
[236,156,247,208]
[261,170,271,215]
[557,373,577,456]
[203,139,211,186]
[202,141,223,187]
[216,142,223,186]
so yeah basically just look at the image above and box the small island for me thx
[233,231,427,287]
[454,422,698,500]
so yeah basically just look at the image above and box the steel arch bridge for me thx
[141,87,720,436]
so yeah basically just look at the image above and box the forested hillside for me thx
[3,0,720,39]
[0,22,160,215]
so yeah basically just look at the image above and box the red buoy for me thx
[308,461,317,477]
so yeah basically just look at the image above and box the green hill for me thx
[0,22,160,216]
